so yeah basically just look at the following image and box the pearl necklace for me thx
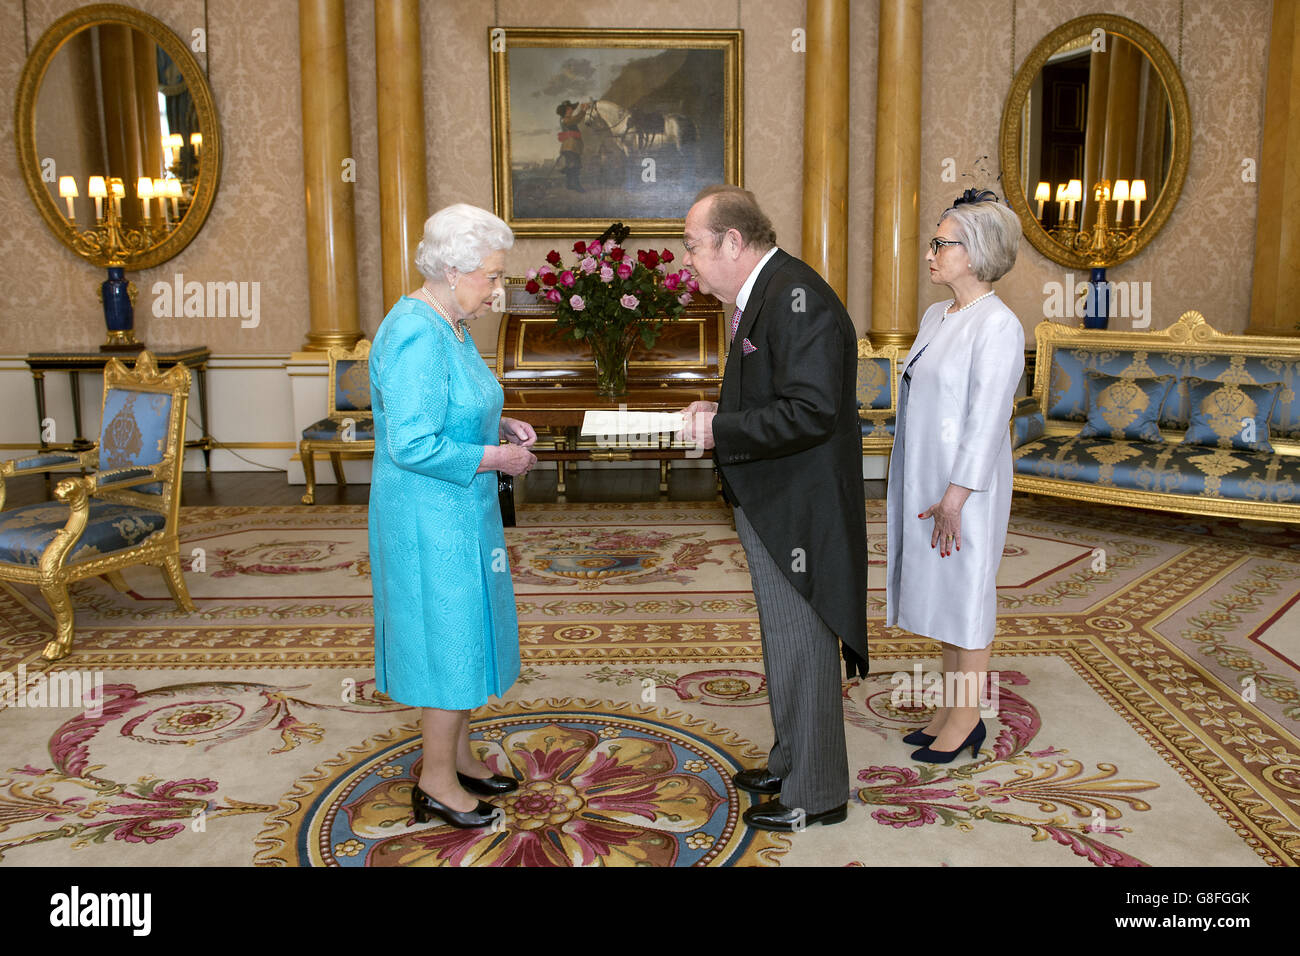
[945,289,997,315]
[414,286,467,342]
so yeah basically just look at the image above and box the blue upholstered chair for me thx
[0,350,194,660]
[857,338,900,456]
[299,339,374,505]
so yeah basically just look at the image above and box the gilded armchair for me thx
[299,339,374,505]
[0,350,195,660]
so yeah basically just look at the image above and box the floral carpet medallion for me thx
[254,699,786,867]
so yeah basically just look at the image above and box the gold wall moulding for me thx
[15,3,222,270]
[999,14,1190,270]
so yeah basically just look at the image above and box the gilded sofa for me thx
[1011,311,1300,524]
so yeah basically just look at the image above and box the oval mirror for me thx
[15,4,221,270]
[999,14,1189,270]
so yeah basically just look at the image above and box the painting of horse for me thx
[489,29,742,235]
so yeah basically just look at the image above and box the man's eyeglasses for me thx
[683,232,722,255]
[928,237,963,255]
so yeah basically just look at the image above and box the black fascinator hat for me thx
[952,188,1003,207]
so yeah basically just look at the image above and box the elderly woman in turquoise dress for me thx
[369,203,537,829]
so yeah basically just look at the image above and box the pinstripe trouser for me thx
[734,506,850,813]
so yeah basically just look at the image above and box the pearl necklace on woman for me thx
[944,289,997,316]
[414,285,467,342]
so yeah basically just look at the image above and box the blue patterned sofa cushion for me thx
[1078,372,1174,443]
[302,416,375,441]
[334,359,372,412]
[99,387,172,495]
[1181,377,1282,454]
[0,502,167,567]
[1014,435,1300,503]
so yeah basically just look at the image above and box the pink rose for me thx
[677,292,693,306]
[559,270,575,287]
[569,294,585,311]
[620,293,640,310]
[599,265,615,283]
[685,277,699,293]
[580,256,598,274]
[664,273,680,291]
[587,240,603,256]
[526,267,538,280]
[546,288,563,304]
[616,262,633,280]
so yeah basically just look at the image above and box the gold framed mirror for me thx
[14,3,221,270]
[999,14,1189,270]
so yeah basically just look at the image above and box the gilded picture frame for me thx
[489,28,743,237]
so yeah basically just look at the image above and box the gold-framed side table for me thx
[25,346,214,470]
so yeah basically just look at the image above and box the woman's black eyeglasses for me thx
[928,237,963,255]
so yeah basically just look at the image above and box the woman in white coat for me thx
[886,191,1024,763]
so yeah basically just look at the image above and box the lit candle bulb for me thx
[1067,179,1082,224]
[155,178,170,225]
[190,131,202,157]
[88,176,107,220]
[166,178,182,218]
[58,176,78,219]
[110,179,124,218]
[1112,180,1130,225]
[1130,179,1147,226]
[1055,183,1067,222]
[137,177,154,220]
[1034,181,1050,220]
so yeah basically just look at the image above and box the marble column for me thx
[801,0,850,300]
[299,0,361,350]
[1248,0,1300,336]
[375,0,427,313]
[869,0,922,350]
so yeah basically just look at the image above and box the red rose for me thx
[573,241,587,254]
[636,250,648,264]
[541,272,559,287]
[524,279,540,294]
[643,250,660,269]
[608,248,625,261]
[546,250,562,265]
[660,249,674,263]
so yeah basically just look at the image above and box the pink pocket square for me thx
[741,338,757,354]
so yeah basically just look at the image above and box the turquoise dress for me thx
[368,296,520,708]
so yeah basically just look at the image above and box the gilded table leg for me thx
[659,460,669,496]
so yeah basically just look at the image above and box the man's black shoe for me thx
[733,767,782,795]
[743,799,847,832]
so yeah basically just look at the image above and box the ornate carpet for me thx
[0,498,1297,866]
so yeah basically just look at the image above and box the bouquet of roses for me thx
[525,239,699,393]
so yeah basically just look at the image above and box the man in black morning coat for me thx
[679,185,868,832]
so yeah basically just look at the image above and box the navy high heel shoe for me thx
[902,729,937,746]
[910,719,986,764]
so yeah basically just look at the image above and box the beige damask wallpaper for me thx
[0,0,1274,358]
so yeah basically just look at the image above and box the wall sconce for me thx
[58,176,78,219]
[1130,179,1147,225]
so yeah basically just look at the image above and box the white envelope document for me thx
[580,410,685,437]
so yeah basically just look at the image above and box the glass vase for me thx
[592,339,630,397]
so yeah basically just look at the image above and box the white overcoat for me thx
[885,296,1025,649]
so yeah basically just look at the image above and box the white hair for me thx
[938,201,1021,282]
[414,203,514,279]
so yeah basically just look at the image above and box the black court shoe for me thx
[902,729,937,746]
[910,720,986,764]
[457,772,519,797]
[411,783,499,828]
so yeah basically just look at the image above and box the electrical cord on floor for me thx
[184,411,287,473]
